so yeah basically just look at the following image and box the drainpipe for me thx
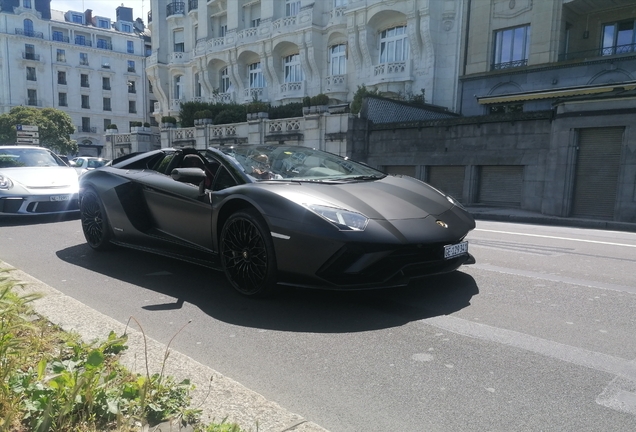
[458,0,472,115]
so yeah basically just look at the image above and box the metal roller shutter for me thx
[571,127,623,219]
[477,165,523,207]
[385,165,416,177]
[428,166,465,202]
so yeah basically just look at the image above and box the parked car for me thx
[70,157,110,175]
[78,145,475,296]
[0,145,79,215]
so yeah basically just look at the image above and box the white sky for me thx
[51,0,148,22]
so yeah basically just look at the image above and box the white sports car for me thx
[0,145,79,215]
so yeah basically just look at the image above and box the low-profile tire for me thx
[80,188,113,251]
[220,209,277,297]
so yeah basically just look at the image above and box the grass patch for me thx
[0,269,246,432]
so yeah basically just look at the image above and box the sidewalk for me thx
[466,206,636,233]
[5,263,329,432]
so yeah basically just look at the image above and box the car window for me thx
[0,148,64,167]
[213,167,238,191]
[150,153,178,174]
[75,159,85,167]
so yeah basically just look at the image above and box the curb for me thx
[470,211,636,233]
[3,262,329,432]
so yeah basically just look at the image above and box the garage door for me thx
[428,166,465,202]
[571,127,623,219]
[477,165,523,207]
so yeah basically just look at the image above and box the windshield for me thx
[0,148,66,168]
[213,145,386,182]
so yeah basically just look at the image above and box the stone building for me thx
[146,0,464,120]
[0,0,152,156]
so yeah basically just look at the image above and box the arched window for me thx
[220,67,230,92]
[23,19,34,35]
[330,44,346,76]
[249,62,265,88]
[379,25,409,64]
[283,54,304,83]
[174,76,182,99]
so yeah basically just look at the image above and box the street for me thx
[1,215,636,431]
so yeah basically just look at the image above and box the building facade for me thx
[0,0,151,156]
[147,0,465,120]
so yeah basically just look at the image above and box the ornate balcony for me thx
[15,28,43,38]
[167,2,186,17]
[243,87,268,102]
[279,81,305,99]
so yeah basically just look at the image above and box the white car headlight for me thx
[0,175,13,190]
[304,204,369,231]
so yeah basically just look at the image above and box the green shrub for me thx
[350,85,380,114]
[310,93,329,106]
[106,124,118,130]
[214,105,247,124]
[269,102,303,119]
[246,101,270,114]
[161,116,177,124]
[143,122,151,127]
[302,96,311,107]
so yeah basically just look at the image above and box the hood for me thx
[271,175,453,220]
[0,166,79,189]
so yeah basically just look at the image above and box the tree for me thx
[0,106,78,154]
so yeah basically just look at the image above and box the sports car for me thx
[0,145,80,215]
[78,145,476,296]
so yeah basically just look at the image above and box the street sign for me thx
[16,125,39,132]
[17,131,39,138]
[16,137,40,144]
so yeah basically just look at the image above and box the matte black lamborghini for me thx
[79,145,476,296]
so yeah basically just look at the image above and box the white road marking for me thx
[422,315,636,382]
[473,229,636,248]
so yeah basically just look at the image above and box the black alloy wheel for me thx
[80,188,113,251]
[220,209,277,297]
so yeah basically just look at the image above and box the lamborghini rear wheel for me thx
[220,209,277,297]
[80,188,113,251]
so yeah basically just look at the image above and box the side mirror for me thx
[171,167,207,195]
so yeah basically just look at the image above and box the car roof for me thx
[0,145,47,150]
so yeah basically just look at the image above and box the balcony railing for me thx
[128,67,136,72]
[52,34,69,43]
[188,0,198,12]
[26,99,41,106]
[491,59,528,70]
[77,126,97,133]
[103,85,111,90]
[96,40,112,50]
[558,43,636,62]
[167,2,186,16]
[15,28,43,38]
[75,38,92,47]
[22,52,40,61]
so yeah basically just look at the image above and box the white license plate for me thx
[50,195,70,202]
[444,241,468,259]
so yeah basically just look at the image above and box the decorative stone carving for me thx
[493,0,532,18]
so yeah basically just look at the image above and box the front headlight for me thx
[304,203,369,231]
[0,175,13,190]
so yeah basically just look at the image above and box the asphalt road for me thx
[1,214,636,432]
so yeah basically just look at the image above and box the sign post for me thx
[16,125,39,145]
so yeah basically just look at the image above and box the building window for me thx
[71,13,83,24]
[148,79,153,93]
[53,30,64,42]
[56,49,66,62]
[174,76,182,99]
[127,41,134,53]
[173,29,184,52]
[23,0,32,8]
[602,20,636,55]
[102,76,111,90]
[334,0,347,6]
[122,23,132,32]
[27,89,37,106]
[128,60,136,72]
[26,66,36,81]
[379,25,409,64]
[194,73,201,97]
[79,52,89,65]
[81,95,90,109]
[492,25,530,70]
[57,71,67,85]
[128,101,137,113]
[58,92,67,107]
[103,97,111,111]
[98,18,109,28]
[101,57,110,68]
[24,44,36,60]
[220,67,230,92]
[128,80,136,93]
[23,19,33,35]
[97,38,111,49]
[82,117,91,132]
[81,74,89,87]
[104,119,111,131]
[252,18,261,28]
[286,0,301,16]
[249,62,265,88]
[220,24,228,37]
[283,54,303,83]
[330,44,346,75]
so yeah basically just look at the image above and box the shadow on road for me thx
[55,243,479,333]
[0,213,79,226]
